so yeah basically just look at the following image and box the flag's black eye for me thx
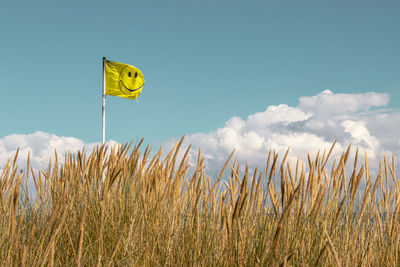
[128,72,132,77]
[134,72,138,78]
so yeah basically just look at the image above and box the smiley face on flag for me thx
[118,65,144,98]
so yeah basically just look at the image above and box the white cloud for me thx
[298,89,390,116]
[0,131,117,173]
[165,90,399,175]
[247,104,311,128]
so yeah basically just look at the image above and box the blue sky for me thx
[1,0,400,174]
[1,0,399,144]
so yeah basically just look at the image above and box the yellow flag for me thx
[104,60,145,100]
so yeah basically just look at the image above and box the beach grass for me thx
[0,138,399,266]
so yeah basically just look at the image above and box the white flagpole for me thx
[102,57,106,144]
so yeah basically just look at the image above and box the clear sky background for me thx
[1,0,400,174]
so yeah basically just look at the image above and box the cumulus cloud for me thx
[165,90,399,175]
[0,131,117,173]
[298,89,390,116]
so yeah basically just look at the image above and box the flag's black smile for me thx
[120,80,143,92]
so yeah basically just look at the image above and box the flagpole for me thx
[102,57,106,144]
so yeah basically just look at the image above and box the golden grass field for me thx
[1,137,399,266]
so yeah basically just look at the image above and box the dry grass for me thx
[0,137,400,266]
